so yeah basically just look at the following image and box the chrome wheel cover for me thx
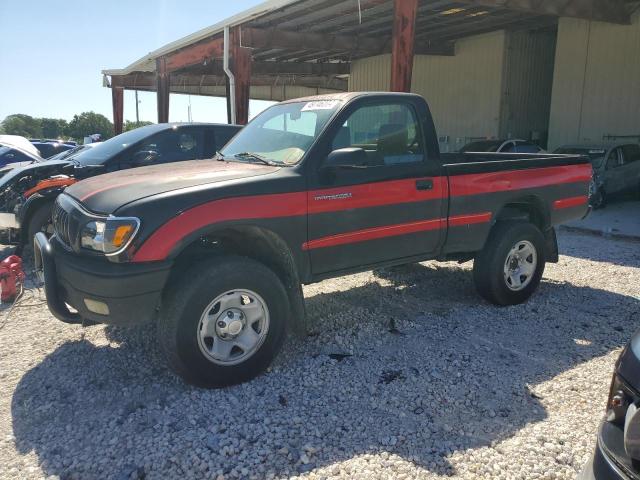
[197,289,270,366]
[503,240,538,291]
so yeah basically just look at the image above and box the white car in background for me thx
[0,135,42,158]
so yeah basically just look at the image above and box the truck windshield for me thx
[221,100,341,165]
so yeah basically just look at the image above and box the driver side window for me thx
[330,103,425,166]
[126,129,204,168]
[607,149,622,169]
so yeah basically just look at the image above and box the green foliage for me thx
[66,112,114,141]
[1,114,43,138]
[40,118,69,139]
[124,120,153,132]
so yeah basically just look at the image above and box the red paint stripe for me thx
[132,164,588,261]
[302,212,492,251]
[132,192,307,262]
[307,177,448,214]
[449,212,493,227]
[553,195,588,210]
[302,218,444,250]
[449,164,592,197]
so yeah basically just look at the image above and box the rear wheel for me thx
[158,256,289,388]
[473,222,546,305]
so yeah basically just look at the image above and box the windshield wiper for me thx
[233,152,286,167]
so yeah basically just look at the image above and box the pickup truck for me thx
[34,92,592,388]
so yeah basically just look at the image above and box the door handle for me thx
[416,179,434,191]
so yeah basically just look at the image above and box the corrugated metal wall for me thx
[500,30,557,144]
[350,31,507,152]
[548,13,640,150]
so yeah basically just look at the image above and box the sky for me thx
[0,0,273,124]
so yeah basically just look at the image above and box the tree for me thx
[1,114,42,138]
[40,118,68,139]
[65,112,113,141]
[124,120,153,132]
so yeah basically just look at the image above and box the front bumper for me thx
[579,421,640,480]
[34,233,172,326]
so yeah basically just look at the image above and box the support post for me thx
[390,0,418,92]
[111,86,124,136]
[227,27,252,125]
[156,57,170,123]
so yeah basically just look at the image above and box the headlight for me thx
[80,217,140,254]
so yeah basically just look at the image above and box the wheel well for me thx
[19,194,56,245]
[492,198,558,262]
[168,226,307,336]
[494,197,549,231]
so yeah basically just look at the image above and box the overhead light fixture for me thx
[440,7,465,15]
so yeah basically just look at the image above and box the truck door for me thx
[306,99,446,275]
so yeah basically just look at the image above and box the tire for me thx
[473,222,546,306]
[26,200,55,247]
[158,255,289,388]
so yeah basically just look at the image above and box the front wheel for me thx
[158,256,289,388]
[26,201,55,245]
[473,222,546,306]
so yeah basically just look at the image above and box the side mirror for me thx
[323,148,367,169]
[131,150,159,166]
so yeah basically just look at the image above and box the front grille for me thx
[52,200,71,247]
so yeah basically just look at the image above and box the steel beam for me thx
[459,0,630,24]
[111,86,124,136]
[230,27,252,125]
[156,58,170,123]
[165,36,224,73]
[390,0,418,92]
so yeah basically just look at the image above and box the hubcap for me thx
[503,240,537,291]
[197,289,269,366]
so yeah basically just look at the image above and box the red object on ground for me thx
[0,255,25,302]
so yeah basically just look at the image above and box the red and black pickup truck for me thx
[34,92,591,387]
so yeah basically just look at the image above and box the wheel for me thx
[473,222,546,306]
[26,201,55,246]
[158,255,289,388]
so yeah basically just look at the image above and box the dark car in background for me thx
[0,122,241,246]
[460,139,545,153]
[31,141,74,159]
[580,330,640,479]
[554,143,640,208]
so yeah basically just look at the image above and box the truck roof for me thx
[279,91,423,104]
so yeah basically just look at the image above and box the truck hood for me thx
[65,160,278,214]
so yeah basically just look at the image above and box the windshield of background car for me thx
[460,140,502,152]
[554,147,606,167]
[220,100,342,165]
[72,126,161,166]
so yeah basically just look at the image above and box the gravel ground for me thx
[0,230,639,480]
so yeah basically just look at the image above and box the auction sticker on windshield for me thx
[301,100,340,111]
